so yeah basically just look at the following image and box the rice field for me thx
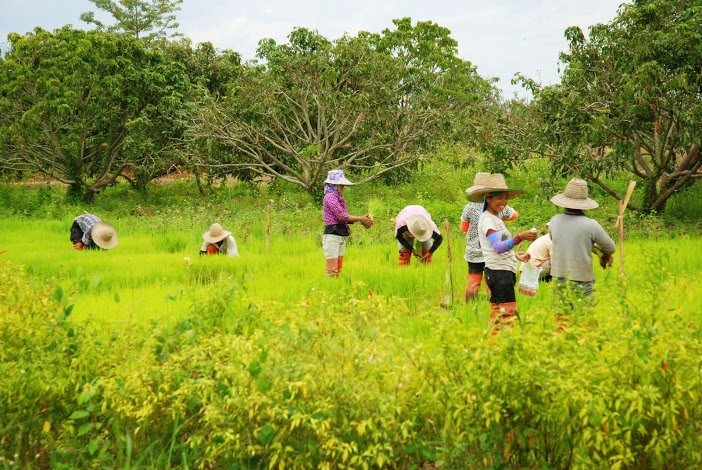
[2,214,700,333]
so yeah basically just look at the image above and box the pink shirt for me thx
[395,205,440,233]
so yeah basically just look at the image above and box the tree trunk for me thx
[84,188,96,205]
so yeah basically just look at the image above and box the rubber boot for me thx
[337,256,344,275]
[399,250,412,266]
[498,302,518,330]
[422,248,433,264]
[325,258,339,277]
[465,273,483,301]
[489,303,501,336]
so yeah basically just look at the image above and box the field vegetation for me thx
[2,161,702,468]
[2,0,701,466]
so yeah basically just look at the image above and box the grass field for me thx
[1,212,700,330]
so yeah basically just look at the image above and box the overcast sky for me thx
[0,0,627,97]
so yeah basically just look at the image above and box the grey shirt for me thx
[549,212,616,282]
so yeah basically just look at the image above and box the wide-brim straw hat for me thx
[466,173,524,202]
[465,172,490,198]
[324,169,354,186]
[406,214,432,243]
[550,178,599,210]
[91,222,118,249]
[202,223,231,244]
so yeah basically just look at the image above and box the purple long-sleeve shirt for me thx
[322,184,351,233]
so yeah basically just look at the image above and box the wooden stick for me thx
[265,200,271,256]
[442,220,453,306]
[615,181,637,276]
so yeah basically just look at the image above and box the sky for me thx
[0,0,627,97]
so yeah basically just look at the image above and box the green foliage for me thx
[0,26,193,203]
[2,245,702,467]
[509,0,702,213]
[80,0,183,42]
[189,19,494,193]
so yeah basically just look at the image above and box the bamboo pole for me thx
[442,220,453,307]
[615,181,636,276]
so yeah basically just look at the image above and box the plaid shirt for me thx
[74,213,101,245]
[322,185,350,233]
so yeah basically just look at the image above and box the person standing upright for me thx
[549,178,615,297]
[470,174,536,334]
[461,172,518,301]
[322,169,374,277]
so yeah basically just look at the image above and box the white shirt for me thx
[478,211,517,272]
[200,235,239,257]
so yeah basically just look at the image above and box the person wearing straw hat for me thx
[70,213,118,250]
[461,172,519,301]
[469,173,537,334]
[394,205,443,266]
[322,169,374,277]
[200,223,239,256]
[549,178,615,297]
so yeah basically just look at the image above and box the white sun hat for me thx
[324,169,355,186]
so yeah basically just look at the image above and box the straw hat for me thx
[550,178,599,210]
[466,173,524,202]
[406,214,432,242]
[91,222,118,249]
[465,172,490,198]
[202,223,231,244]
[324,169,354,186]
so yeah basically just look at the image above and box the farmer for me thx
[322,169,374,277]
[470,174,537,334]
[521,225,553,282]
[200,223,239,256]
[395,205,443,266]
[549,178,615,297]
[461,172,519,301]
[70,213,118,250]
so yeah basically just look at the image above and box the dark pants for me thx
[70,221,99,249]
[484,267,516,304]
[70,220,84,244]
[468,261,485,274]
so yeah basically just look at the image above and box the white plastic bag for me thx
[518,262,541,297]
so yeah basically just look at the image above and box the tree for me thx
[0,27,192,203]
[188,20,493,194]
[512,0,702,213]
[80,0,183,42]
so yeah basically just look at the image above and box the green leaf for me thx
[255,377,272,392]
[53,286,64,302]
[87,437,99,455]
[256,424,275,445]
[248,360,262,378]
[78,422,94,437]
[69,410,90,420]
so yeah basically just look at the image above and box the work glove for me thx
[599,253,613,269]
[73,242,84,250]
